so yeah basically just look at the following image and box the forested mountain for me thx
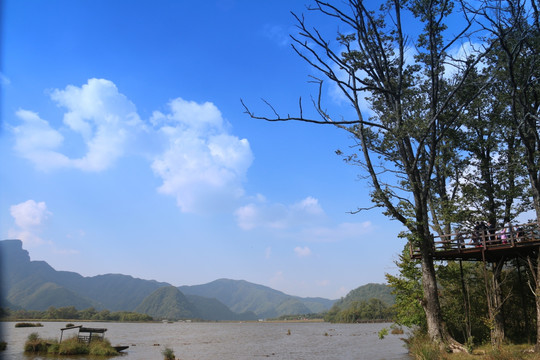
[179,278,334,318]
[1,239,335,320]
[325,283,395,323]
[332,283,394,309]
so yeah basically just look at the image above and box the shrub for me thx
[162,347,175,360]
[378,328,389,340]
[0,341,6,351]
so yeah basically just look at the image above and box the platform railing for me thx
[409,222,540,258]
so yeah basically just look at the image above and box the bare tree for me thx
[243,0,489,347]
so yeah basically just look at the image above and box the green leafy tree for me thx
[386,246,426,330]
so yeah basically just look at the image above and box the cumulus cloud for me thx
[151,98,254,213]
[294,246,312,257]
[13,78,142,172]
[8,200,51,246]
[11,79,254,215]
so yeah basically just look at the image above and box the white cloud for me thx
[10,200,50,228]
[235,196,325,230]
[294,246,312,257]
[12,79,255,215]
[151,97,254,214]
[8,200,51,246]
[13,78,142,172]
[444,41,485,79]
[13,109,70,171]
[51,78,142,171]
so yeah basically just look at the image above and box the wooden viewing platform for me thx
[410,222,540,262]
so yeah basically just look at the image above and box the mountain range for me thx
[0,239,391,321]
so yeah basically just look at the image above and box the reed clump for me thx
[15,322,43,328]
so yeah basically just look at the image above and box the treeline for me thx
[324,298,394,323]
[1,306,153,322]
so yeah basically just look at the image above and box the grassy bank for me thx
[407,332,540,360]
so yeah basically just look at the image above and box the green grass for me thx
[406,331,540,360]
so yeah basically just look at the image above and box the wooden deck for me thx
[410,223,540,262]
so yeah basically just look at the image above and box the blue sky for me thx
[0,0,406,299]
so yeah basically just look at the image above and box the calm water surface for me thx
[2,321,411,360]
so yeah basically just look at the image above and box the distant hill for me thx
[332,283,395,309]
[185,295,257,321]
[135,286,199,320]
[1,239,169,311]
[179,279,334,318]
[0,239,335,320]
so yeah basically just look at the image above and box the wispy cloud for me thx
[262,24,291,47]
[235,196,325,230]
[235,196,373,243]
[0,72,11,86]
[294,246,312,257]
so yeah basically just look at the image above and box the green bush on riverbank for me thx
[24,332,118,356]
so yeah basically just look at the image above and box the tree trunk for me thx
[491,260,505,347]
[420,250,445,342]
[526,248,540,352]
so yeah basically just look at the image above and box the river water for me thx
[2,321,411,360]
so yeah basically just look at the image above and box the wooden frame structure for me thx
[59,325,107,344]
